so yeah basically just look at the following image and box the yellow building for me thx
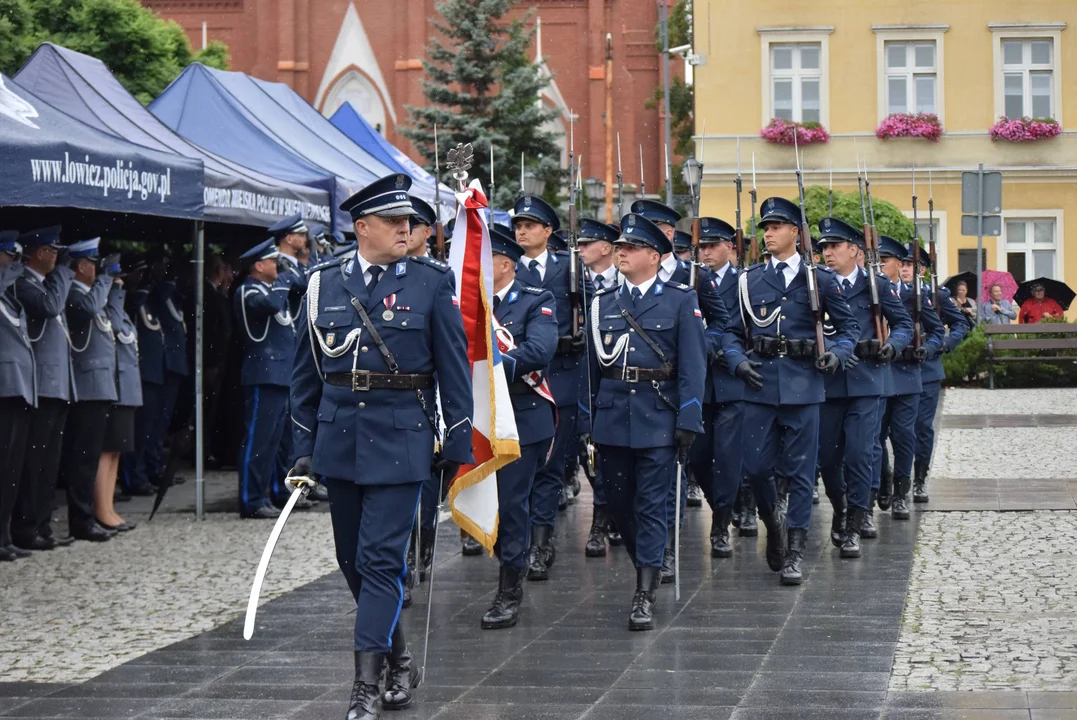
[692,0,1077,316]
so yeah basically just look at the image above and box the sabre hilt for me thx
[284,474,316,494]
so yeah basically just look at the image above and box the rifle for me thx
[639,145,646,199]
[733,137,744,269]
[616,132,624,219]
[911,165,923,349]
[928,170,940,315]
[568,115,582,338]
[749,151,759,264]
[793,132,826,359]
[433,124,446,262]
[687,123,706,289]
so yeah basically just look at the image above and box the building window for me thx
[770,43,821,123]
[1001,38,1054,118]
[958,249,987,275]
[1005,218,1056,282]
[885,41,937,115]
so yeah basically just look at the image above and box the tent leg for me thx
[194,220,205,521]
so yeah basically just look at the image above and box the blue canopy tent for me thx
[328,101,455,221]
[152,64,385,232]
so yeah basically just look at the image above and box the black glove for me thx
[877,343,896,363]
[843,354,860,370]
[432,455,461,484]
[815,351,840,374]
[285,456,315,491]
[674,428,696,456]
[570,329,587,354]
[913,346,930,362]
[734,360,764,390]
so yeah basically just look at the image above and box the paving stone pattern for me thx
[940,388,1077,417]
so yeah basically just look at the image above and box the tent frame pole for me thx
[193,220,205,521]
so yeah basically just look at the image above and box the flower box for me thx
[875,113,943,141]
[989,117,1061,142]
[760,119,829,146]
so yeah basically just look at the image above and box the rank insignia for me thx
[396,261,407,276]
[604,333,612,345]
[326,332,336,346]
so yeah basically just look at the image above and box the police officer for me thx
[406,197,436,257]
[234,238,297,519]
[290,173,474,719]
[816,219,913,558]
[12,227,77,551]
[673,229,693,262]
[913,253,969,503]
[513,194,585,582]
[722,198,859,585]
[481,225,558,629]
[146,256,187,487]
[588,213,705,630]
[0,232,35,560]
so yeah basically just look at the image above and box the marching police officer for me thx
[481,225,558,629]
[913,254,969,503]
[290,173,474,720]
[12,226,77,550]
[513,194,585,582]
[816,219,913,558]
[588,212,705,630]
[234,238,297,519]
[722,198,859,585]
[0,232,35,560]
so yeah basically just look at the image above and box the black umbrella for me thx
[943,271,978,300]
[1013,277,1076,311]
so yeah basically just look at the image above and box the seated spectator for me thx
[1019,283,1064,324]
[980,283,1017,325]
[952,281,977,324]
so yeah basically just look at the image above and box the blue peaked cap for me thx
[409,196,437,227]
[548,229,568,252]
[757,197,801,228]
[268,213,307,238]
[579,218,619,244]
[673,230,692,251]
[340,174,418,221]
[616,213,672,255]
[630,199,681,227]
[490,224,525,263]
[0,230,19,254]
[877,235,907,259]
[698,217,736,243]
[239,237,280,264]
[817,216,864,248]
[513,194,560,231]
[905,243,931,268]
[18,225,63,250]
[68,237,101,259]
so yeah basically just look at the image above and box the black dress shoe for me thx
[72,523,112,542]
[481,565,524,629]
[607,518,624,546]
[98,520,137,532]
[347,651,384,720]
[629,567,660,631]
[686,482,704,507]
[382,625,418,708]
[3,544,32,559]
[310,483,330,502]
[51,534,75,547]
[841,509,863,559]
[526,526,554,581]
[241,506,282,520]
[0,546,15,562]
[891,476,911,520]
[12,535,46,551]
[861,491,878,539]
[461,534,483,556]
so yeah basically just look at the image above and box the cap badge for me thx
[394,175,405,189]
[628,215,636,226]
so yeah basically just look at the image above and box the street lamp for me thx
[583,177,605,216]
[681,156,703,194]
[619,183,638,213]
[522,169,546,197]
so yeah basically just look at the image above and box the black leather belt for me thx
[752,335,816,359]
[854,339,881,359]
[599,366,673,383]
[325,371,434,391]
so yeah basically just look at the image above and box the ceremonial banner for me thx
[445,179,520,554]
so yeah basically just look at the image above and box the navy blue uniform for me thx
[291,253,474,653]
[234,275,294,514]
[272,254,309,504]
[141,281,187,485]
[588,280,706,567]
[493,281,558,568]
[915,285,969,473]
[123,286,165,492]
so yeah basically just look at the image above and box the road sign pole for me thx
[976,162,984,298]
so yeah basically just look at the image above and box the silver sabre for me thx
[674,457,682,602]
[243,475,314,640]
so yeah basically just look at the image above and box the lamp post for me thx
[522,169,546,197]
[619,183,638,213]
[583,177,606,217]
[681,156,703,215]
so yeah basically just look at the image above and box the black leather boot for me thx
[913,461,930,503]
[607,517,624,546]
[829,494,846,548]
[526,525,554,581]
[481,565,524,629]
[381,625,418,709]
[841,508,863,559]
[347,651,384,720]
[775,476,789,518]
[861,490,878,539]
[585,506,608,558]
[401,573,412,609]
[461,531,483,556]
[710,507,733,558]
[660,532,676,584]
[780,528,807,585]
[418,530,435,582]
[739,487,759,537]
[629,567,660,631]
[760,508,786,572]
[686,480,704,507]
[878,461,893,511]
[892,476,911,520]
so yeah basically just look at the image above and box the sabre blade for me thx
[243,484,309,640]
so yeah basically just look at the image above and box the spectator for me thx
[1019,283,1064,324]
[952,280,977,324]
[979,283,1017,325]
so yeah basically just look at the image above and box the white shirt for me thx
[658,252,679,283]
[589,264,618,290]
[523,250,549,282]
[72,280,91,294]
[624,274,657,299]
[770,253,801,286]
[494,283,512,304]
[839,268,859,289]
[354,252,388,287]
[713,261,732,284]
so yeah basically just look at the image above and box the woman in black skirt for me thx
[95,265,142,531]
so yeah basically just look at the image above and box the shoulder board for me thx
[307,257,342,274]
[410,255,451,272]
[815,265,835,277]
[747,262,767,273]
[664,281,692,291]
[554,249,570,257]
[595,286,616,297]
[521,285,546,295]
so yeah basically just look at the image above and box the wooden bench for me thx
[984,323,1077,388]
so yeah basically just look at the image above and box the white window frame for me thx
[903,208,949,280]
[873,27,947,124]
[997,210,1064,282]
[990,24,1065,125]
[758,27,832,128]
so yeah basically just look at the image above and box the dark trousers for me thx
[687,402,715,502]
[325,478,421,653]
[915,380,942,468]
[60,401,112,532]
[710,401,744,511]
[238,384,288,514]
[881,393,920,483]
[147,371,183,478]
[871,396,888,492]
[13,397,69,543]
[123,380,162,490]
[588,465,607,507]
[819,396,879,511]
[270,396,295,506]
[530,403,577,528]
[418,472,439,533]
[0,398,32,546]
[496,438,551,568]
[600,444,675,568]
[742,401,820,531]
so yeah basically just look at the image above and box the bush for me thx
[943,321,1077,387]
[942,324,989,385]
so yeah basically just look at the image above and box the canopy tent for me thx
[15,44,332,230]
[152,64,385,232]
[0,73,202,219]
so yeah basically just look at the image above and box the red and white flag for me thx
[444,180,521,553]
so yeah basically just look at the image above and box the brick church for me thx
[144,0,673,195]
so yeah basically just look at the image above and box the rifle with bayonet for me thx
[639,145,646,199]
[793,133,826,359]
[928,170,940,316]
[734,140,744,270]
[687,123,706,289]
[616,132,624,219]
[433,124,446,262]
[568,119,582,339]
[855,152,886,343]
[911,166,923,349]
[749,152,759,264]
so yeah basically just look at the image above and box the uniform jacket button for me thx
[630,389,636,395]
[358,402,365,409]
[361,346,368,353]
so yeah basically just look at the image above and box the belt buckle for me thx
[351,370,371,391]
[625,366,640,383]
[777,338,788,358]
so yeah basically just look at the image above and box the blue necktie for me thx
[843,278,853,293]
[529,259,539,279]
[631,287,643,303]
[366,265,383,294]
[594,276,605,291]
[774,261,788,288]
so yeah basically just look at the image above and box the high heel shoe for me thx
[97,519,137,532]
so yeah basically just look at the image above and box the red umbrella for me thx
[981,269,1019,302]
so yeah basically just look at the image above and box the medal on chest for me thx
[382,293,396,322]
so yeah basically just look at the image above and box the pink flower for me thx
[875,113,943,141]
[760,119,830,146]
[989,117,1061,142]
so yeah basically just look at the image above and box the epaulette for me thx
[410,255,451,273]
[521,285,546,295]
[553,249,570,257]
[595,285,616,296]
[307,257,341,274]
[815,264,835,277]
[746,262,767,273]
[663,281,692,292]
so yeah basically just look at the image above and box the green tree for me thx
[646,0,693,213]
[0,0,229,104]
[801,186,914,243]
[403,0,563,210]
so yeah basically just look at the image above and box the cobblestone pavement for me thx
[892,511,1077,692]
[940,387,1077,416]
[930,426,1077,480]
[0,513,337,683]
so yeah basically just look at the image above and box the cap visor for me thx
[373,207,419,218]
[512,211,549,226]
